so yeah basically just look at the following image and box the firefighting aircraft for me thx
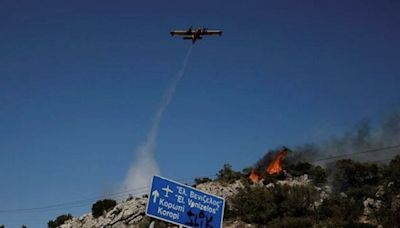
[170,27,222,44]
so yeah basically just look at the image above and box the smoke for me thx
[123,46,193,190]
[291,110,400,166]
[311,112,399,164]
[254,110,400,169]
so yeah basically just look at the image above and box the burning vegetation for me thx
[218,116,400,227]
[49,148,400,228]
[248,147,289,184]
[266,147,288,175]
[219,152,400,227]
[48,114,400,228]
[248,169,263,183]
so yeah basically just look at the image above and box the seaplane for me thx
[170,27,222,44]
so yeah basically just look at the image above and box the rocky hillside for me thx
[58,180,244,228]
[53,154,400,228]
[58,175,334,227]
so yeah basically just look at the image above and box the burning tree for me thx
[266,147,289,175]
[248,147,289,184]
[248,170,263,183]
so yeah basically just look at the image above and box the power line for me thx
[0,189,149,214]
[0,175,216,214]
[0,186,148,213]
[0,189,148,213]
[1,144,399,214]
[312,144,400,162]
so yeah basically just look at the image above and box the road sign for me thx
[146,176,225,228]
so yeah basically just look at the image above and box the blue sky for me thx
[1,0,400,227]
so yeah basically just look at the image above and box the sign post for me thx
[146,176,225,228]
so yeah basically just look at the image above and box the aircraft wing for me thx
[170,30,192,36]
[202,30,222,35]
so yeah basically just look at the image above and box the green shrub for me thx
[194,177,212,185]
[316,218,346,228]
[287,162,327,185]
[228,184,319,225]
[346,185,376,199]
[317,194,362,223]
[390,155,400,188]
[216,164,242,184]
[229,185,277,224]
[372,205,396,227]
[268,217,314,228]
[316,219,375,228]
[311,165,327,185]
[333,159,380,193]
[91,199,116,218]
[288,162,313,176]
[48,214,72,228]
[343,222,376,228]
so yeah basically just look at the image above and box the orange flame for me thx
[249,170,263,183]
[266,148,288,175]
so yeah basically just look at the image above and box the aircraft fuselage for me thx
[170,27,222,44]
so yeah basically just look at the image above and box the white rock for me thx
[375,185,385,198]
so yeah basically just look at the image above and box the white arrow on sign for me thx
[152,190,160,203]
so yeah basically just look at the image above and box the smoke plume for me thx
[254,110,400,170]
[123,46,193,190]
[291,110,400,166]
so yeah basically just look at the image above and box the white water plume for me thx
[123,46,193,190]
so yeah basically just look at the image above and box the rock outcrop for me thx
[58,173,379,227]
[60,180,245,228]
[195,179,244,199]
[60,197,147,228]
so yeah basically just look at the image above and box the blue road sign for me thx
[146,176,225,228]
